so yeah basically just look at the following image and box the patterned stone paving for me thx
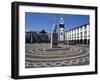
[25,43,89,68]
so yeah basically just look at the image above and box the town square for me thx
[25,13,90,68]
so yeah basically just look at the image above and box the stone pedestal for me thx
[52,33,58,48]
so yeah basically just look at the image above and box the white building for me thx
[65,23,90,45]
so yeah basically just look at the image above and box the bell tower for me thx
[59,17,64,42]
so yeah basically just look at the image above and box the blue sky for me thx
[25,12,89,33]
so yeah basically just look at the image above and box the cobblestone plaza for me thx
[25,15,90,68]
[25,43,89,68]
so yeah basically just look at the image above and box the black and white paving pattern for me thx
[25,44,89,68]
